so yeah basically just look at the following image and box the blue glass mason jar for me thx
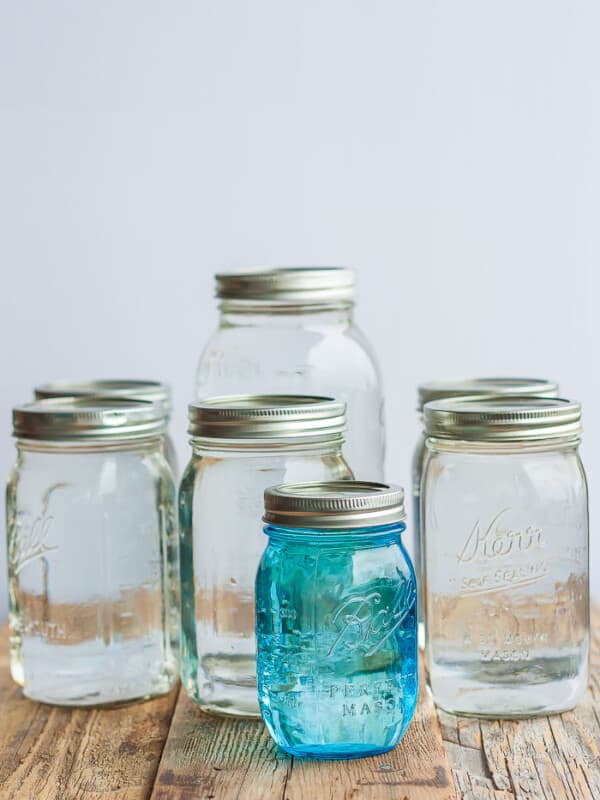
[256,481,417,759]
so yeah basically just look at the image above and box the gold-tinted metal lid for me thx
[263,481,406,530]
[424,396,582,442]
[188,395,346,441]
[417,377,559,411]
[34,379,172,416]
[215,267,356,304]
[13,397,167,441]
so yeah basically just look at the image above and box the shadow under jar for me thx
[6,397,179,705]
[34,378,178,477]
[412,377,559,647]
[195,267,385,480]
[256,481,418,759]
[421,396,589,717]
[179,395,353,719]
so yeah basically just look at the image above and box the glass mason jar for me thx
[6,397,179,705]
[421,396,588,717]
[179,395,353,719]
[195,267,385,480]
[34,379,178,476]
[257,481,417,759]
[412,378,559,646]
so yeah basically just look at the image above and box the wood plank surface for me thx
[151,660,456,800]
[0,632,179,800]
[1,607,600,799]
[441,605,600,800]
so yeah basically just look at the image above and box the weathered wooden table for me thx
[2,612,599,800]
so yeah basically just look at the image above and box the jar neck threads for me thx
[219,301,354,324]
[190,436,345,455]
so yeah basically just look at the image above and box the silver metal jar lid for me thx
[423,396,582,442]
[34,379,172,416]
[263,481,406,530]
[188,395,346,441]
[417,377,559,411]
[215,267,356,304]
[13,397,167,441]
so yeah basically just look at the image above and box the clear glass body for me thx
[195,301,385,480]
[256,522,418,759]
[422,437,589,717]
[411,429,427,647]
[6,437,179,705]
[164,431,179,478]
[179,438,352,718]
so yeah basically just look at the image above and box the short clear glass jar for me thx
[256,481,417,759]
[6,397,179,705]
[195,267,385,480]
[34,379,178,476]
[412,378,559,646]
[179,395,353,718]
[421,396,588,717]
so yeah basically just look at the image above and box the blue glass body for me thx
[255,521,418,759]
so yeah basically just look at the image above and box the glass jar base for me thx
[22,678,176,708]
[195,700,262,720]
[278,743,397,760]
[428,657,588,718]
[187,680,261,719]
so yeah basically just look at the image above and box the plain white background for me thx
[0,2,598,621]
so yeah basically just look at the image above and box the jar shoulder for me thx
[196,321,381,389]
[10,447,175,499]
[258,537,414,579]
[421,446,588,504]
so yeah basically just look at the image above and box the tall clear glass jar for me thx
[34,379,178,476]
[257,481,417,759]
[179,395,353,718]
[195,267,385,480]
[412,378,559,646]
[421,396,588,717]
[6,397,179,705]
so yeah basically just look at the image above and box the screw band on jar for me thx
[423,396,582,442]
[417,377,559,412]
[34,379,173,417]
[263,480,405,530]
[215,267,356,305]
[12,397,167,441]
[187,395,346,442]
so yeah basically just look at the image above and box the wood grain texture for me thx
[2,606,599,799]
[150,694,290,800]
[441,605,600,800]
[0,632,178,800]
[151,659,455,800]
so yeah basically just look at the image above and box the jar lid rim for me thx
[34,379,172,414]
[417,377,559,410]
[188,394,346,440]
[215,266,356,303]
[13,397,167,441]
[263,480,406,530]
[423,395,582,442]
